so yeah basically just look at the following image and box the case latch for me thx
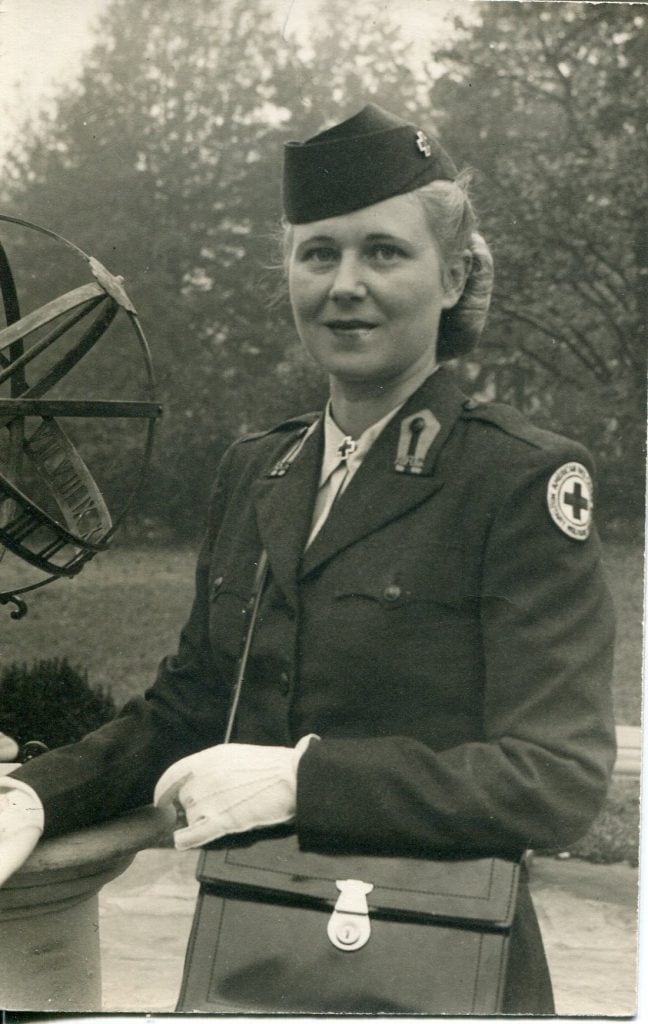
[327,878,374,951]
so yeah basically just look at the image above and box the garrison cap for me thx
[283,103,457,224]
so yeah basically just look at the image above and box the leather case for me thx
[177,830,520,1014]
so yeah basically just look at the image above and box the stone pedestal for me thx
[0,802,174,1011]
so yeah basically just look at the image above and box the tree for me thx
[4,0,641,534]
[431,2,646,526]
[1,0,425,536]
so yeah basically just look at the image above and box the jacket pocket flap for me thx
[332,554,473,609]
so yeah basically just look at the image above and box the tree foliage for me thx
[1,0,423,536]
[431,2,646,524]
[0,0,643,536]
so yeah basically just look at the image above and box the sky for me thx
[0,0,105,141]
[0,0,465,161]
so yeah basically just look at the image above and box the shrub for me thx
[566,776,640,867]
[539,776,640,867]
[0,657,115,751]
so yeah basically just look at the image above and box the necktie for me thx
[306,436,357,547]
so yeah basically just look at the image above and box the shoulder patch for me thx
[547,462,593,541]
[238,412,320,444]
[463,401,573,451]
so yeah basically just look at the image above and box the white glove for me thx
[0,779,45,886]
[153,736,316,851]
[0,731,19,761]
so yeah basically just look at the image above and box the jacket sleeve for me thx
[296,444,617,857]
[12,445,239,839]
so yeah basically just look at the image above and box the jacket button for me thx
[383,584,402,603]
[211,576,224,598]
[279,671,291,695]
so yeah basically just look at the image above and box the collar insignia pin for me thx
[337,436,357,461]
[395,409,440,474]
[268,459,291,478]
[268,421,319,478]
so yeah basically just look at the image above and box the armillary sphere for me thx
[0,214,161,619]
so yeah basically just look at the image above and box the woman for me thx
[0,104,616,1013]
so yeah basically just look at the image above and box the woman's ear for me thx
[442,249,472,309]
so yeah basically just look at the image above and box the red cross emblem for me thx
[546,462,593,541]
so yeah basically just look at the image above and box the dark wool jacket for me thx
[16,367,616,1012]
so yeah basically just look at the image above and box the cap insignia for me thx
[415,130,432,158]
[546,462,593,541]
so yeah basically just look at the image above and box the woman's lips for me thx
[324,320,378,334]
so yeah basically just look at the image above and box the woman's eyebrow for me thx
[296,234,336,246]
[365,232,410,244]
[294,231,412,252]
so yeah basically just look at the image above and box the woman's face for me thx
[288,193,463,390]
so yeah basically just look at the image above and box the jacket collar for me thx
[253,367,467,594]
[252,418,323,605]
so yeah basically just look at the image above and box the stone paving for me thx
[98,847,638,1016]
[529,856,638,1017]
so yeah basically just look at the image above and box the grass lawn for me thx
[0,545,198,708]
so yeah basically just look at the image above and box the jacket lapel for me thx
[300,369,467,579]
[252,418,323,605]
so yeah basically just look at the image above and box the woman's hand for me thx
[153,736,316,850]
[0,781,44,885]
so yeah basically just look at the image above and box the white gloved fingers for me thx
[0,825,42,885]
[172,785,297,851]
[0,782,45,834]
[171,771,298,851]
[153,745,241,807]
[0,783,45,887]
[154,744,290,809]
[153,756,198,807]
[153,740,316,851]
[172,810,228,851]
[0,731,18,761]
[170,774,290,850]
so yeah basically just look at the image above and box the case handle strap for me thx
[223,549,269,744]
[220,550,379,954]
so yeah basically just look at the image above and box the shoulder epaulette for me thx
[237,412,320,444]
[461,400,570,452]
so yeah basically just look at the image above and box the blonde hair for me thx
[412,176,493,360]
